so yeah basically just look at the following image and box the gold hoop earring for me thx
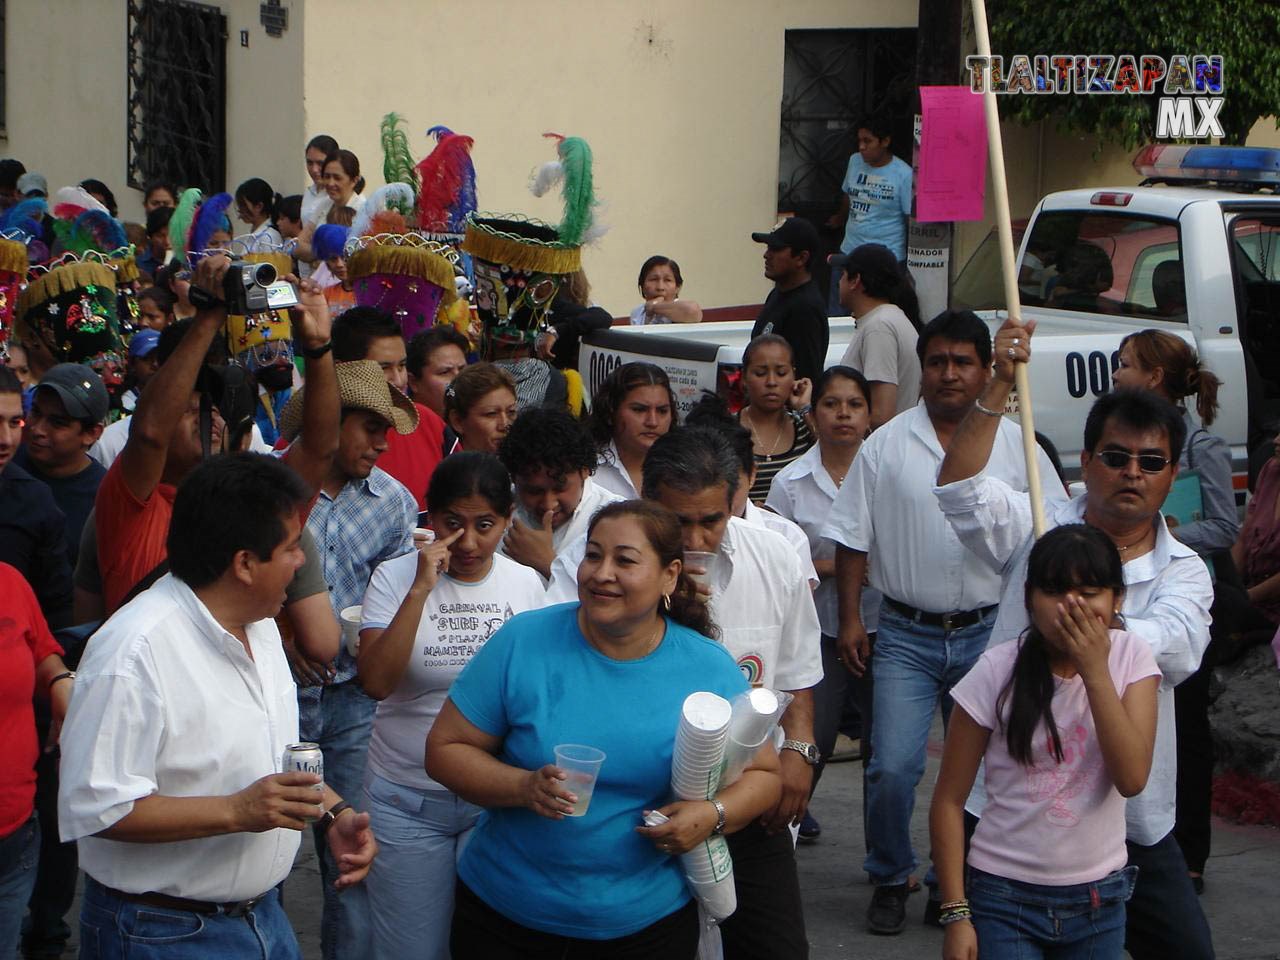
[663,594,672,611]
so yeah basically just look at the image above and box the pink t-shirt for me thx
[951,630,1160,885]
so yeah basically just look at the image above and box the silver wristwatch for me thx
[781,740,820,765]
[709,798,727,835]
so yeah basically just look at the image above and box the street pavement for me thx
[62,719,1280,958]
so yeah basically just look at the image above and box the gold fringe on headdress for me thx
[0,238,28,276]
[111,253,141,284]
[347,243,458,307]
[462,218,581,276]
[17,261,118,319]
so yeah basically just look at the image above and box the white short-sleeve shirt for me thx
[58,575,302,900]
[361,553,546,791]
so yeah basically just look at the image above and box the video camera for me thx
[188,258,298,314]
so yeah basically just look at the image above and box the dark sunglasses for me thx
[1096,448,1170,473]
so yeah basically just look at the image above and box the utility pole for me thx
[908,0,965,321]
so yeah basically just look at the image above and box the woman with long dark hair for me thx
[428,500,782,958]
[931,524,1160,960]
[233,177,283,249]
[587,362,677,498]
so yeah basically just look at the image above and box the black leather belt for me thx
[100,882,267,918]
[884,597,997,632]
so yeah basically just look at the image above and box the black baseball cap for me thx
[751,217,819,260]
[36,363,109,423]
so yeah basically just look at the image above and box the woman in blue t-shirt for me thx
[428,500,782,958]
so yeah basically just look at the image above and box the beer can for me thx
[282,742,325,800]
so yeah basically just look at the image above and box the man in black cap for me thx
[14,364,109,567]
[750,217,829,385]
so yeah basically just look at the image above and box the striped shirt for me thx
[745,410,814,504]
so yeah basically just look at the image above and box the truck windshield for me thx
[953,212,1185,322]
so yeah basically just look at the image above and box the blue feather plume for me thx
[188,192,233,256]
[312,224,349,262]
[69,209,128,255]
[0,197,46,243]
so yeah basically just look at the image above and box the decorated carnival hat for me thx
[462,133,601,354]
[223,246,296,389]
[345,115,460,341]
[16,190,131,393]
[0,198,40,342]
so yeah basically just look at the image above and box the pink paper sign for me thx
[917,86,988,222]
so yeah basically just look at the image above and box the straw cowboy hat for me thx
[279,359,418,441]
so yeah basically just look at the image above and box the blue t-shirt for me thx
[450,602,749,939]
[841,153,913,258]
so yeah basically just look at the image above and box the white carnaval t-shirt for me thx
[361,552,546,791]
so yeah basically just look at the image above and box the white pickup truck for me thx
[579,144,1280,489]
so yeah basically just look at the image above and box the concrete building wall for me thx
[300,0,913,314]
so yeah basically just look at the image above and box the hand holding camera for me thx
[189,255,299,315]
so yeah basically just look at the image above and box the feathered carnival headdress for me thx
[0,199,40,340]
[187,192,233,261]
[167,188,202,266]
[416,126,477,236]
[15,186,129,394]
[461,132,604,352]
[344,115,460,340]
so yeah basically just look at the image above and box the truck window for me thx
[1231,215,1280,438]
[1022,212,1184,321]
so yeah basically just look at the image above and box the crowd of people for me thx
[0,115,1271,960]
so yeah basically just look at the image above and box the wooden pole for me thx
[969,0,1047,537]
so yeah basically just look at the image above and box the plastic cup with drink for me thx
[554,744,606,817]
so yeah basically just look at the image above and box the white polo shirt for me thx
[821,401,1062,614]
[58,574,302,900]
[934,475,1212,845]
[592,442,638,500]
[743,500,818,587]
[767,443,880,635]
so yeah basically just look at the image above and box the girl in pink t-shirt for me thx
[930,524,1160,960]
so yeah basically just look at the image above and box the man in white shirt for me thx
[58,453,377,960]
[822,310,1061,935]
[498,407,623,583]
[642,426,821,960]
[933,318,1213,960]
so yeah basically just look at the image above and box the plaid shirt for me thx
[305,466,415,688]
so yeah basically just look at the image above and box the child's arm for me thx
[930,707,988,960]
[1058,597,1159,797]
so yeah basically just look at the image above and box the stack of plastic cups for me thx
[720,688,793,788]
[670,692,737,922]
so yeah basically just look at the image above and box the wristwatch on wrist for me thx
[781,740,820,765]
[317,799,351,837]
[709,798,728,835]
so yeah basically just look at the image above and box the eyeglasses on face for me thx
[1096,448,1170,473]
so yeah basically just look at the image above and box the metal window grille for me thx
[778,28,916,220]
[0,1,7,132]
[127,0,227,192]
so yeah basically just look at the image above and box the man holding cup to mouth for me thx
[639,426,822,960]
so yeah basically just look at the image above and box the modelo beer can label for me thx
[283,742,325,792]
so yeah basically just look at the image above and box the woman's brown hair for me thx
[585,500,717,639]
[443,362,516,421]
[1119,329,1220,426]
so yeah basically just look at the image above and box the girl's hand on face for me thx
[413,528,464,592]
[1056,594,1112,680]
[789,377,813,411]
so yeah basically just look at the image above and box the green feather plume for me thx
[553,136,597,247]
[168,188,202,265]
[381,112,419,213]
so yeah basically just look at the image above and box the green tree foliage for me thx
[984,2,1280,145]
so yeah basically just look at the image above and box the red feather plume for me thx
[416,129,476,232]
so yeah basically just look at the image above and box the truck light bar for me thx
[1133,144,1280,184]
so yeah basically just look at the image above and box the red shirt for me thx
[95,460,177,614]
[377,403,445,511]
[0,562,62,835]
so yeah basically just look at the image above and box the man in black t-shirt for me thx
[750,217,830,385]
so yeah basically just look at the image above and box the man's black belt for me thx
[884,597,998,632]
[101,882,267,918]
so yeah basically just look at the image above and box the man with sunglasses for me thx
[934,316,1214,960]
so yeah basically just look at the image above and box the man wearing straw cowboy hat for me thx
[934,316,1213,960]
[277,359,418,960]
[823,309,1062,935]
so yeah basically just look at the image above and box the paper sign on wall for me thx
[917,86,987,222]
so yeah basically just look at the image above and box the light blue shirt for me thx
[450,603,748,939]
[841,153,913,259]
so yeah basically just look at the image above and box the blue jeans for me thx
[78,877,301,959]
[0,815,39,956]
[363,772,481,960]
[300,680,377,960]
[863,601,993,885]
[1124,832,1214,960]
[969,865,1137,959]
